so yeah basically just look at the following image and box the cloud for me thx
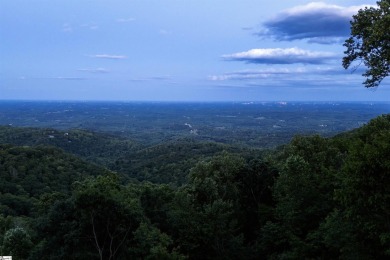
[80,23,99,30]
[209,66,356,82]
[55,77,87,81]
[215,75,363,89]
[78,68,109,73]
[116,18,136,23]
[149,75,171,80]
[242,27,254,31]
[222,47,336,64]
[19,76,87,81]
[129,75,171,82]
[62,23,73,33]
[159,29,172,35]
[259,2,372,43]
[209,68,306,81]
[90,54,127,59]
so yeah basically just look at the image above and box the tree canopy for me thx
[343,0,390,88]
[1,114,390,258]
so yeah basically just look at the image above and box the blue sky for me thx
[1,0,389,101]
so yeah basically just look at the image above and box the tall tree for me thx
[334,115,390,258]
[1,227,33,259]
[170,152,247,259]
[33,174,144,260]
[343,0,390,88]
[259,135,342,258]
[73,174,143,260]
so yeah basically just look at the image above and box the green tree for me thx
[259,135,343,258]
[1,227,33,259]
[33,174,144,260]
[170,152,247,259]
[236,159,277,244]
[343,0,390,88]
[0,215,13,255]
[132,222,185,260]
[73,174,144,260]
[334,115,390,258]
[138,182,176,234]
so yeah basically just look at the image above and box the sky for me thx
[1,0,389,101]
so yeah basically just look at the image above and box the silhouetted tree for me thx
[343,0,390,87]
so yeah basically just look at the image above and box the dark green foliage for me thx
[260,135,342,258]
[132,222,185,260]
[0,126,256,186]
[168,153,247,259]
[236,159,277,243]
[0,126,140,166]
[31,174,183,260]
[138,182,176,233]
[333,114,390,258]
[74,175,142,259]
[343,0,390,87]
[32,174,136,259]
[262,114,390,259]
[168,153,278,259]
[0,144,110,218]
[32,198,81,259]
[1,112,390,259]
[1,227,33,259]
[112,139,254,186]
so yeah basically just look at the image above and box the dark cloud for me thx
[259,2,370,44]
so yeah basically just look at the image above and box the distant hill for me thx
[0,144,111,216]
[112,138,259,185]
[0,126,141,166]
[0,126,257,185]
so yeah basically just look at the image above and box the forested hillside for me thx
[0,126,141,166]
[0,145,111,217]
[0,114,389,259]
[0,126,258,186]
